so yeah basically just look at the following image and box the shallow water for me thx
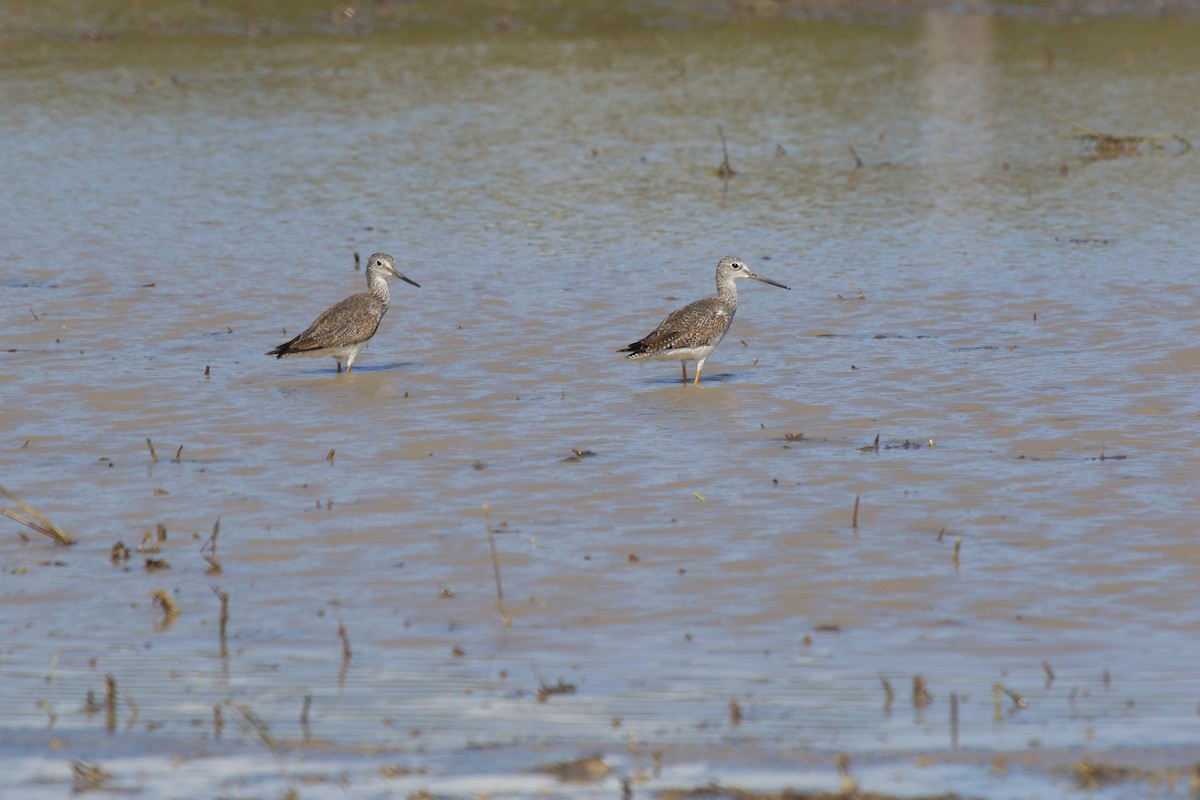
[2,3,1199,798]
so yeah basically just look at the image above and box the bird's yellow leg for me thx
[693,365,702,385]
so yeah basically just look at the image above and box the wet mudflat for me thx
[1,2,1199,798]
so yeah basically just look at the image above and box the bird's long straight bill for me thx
[748,271,790,290]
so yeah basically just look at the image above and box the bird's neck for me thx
[715,277,739,308]
[366,270,391,307]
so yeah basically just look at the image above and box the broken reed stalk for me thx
[878,673,894,715]
[912,675,932,709]
[482,501,511,627]
[851,492,860,529]
[337,617,352,662]
[202,518,223,574]
[212,585,229,659]
[105,675,117,732]
[124,692,140,732]
[0,485,73,546]
[146,438,158,463]
[238,705,296,796]
[300,695,313,742]
[239,705,277,749]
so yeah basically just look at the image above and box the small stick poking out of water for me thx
[212,585,230,660]
[848,143,864,168]
[1043,659,1055,688]
[714,124,736,179]
[337,617,352,662]
[912,675,932,709]
[104,675,117,732]
[201,518,222,575]
[852,492,861,529]
[950,692,959,749]
[483,501,511,627]
[300,695,313,742]
[146,438,158,463]
[878,673,894,716]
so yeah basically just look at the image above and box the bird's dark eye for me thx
[732,263,742,270]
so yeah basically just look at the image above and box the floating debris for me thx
[1056,115,1192,157]
[72,761,113,793]
[151,589,179,620]
[536,679,576,703]
[110,541,130,563]
[535,755,612,783]
[0,485,73,546]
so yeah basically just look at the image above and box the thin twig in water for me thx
[212,585,229,660]
[483,501,511,627]
[146,438,157,463]
[300,695,313,742]
[105,675,117,732]
[715,124,736,179]
[878,673,894,715]
[653,32,685,77]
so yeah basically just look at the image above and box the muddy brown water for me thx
[1,4,1199,798]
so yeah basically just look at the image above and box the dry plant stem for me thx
[105,675,117,732]
[301,695,313,741]
[337,617,352,661]
[878,673,894,715]
[146,438,157,463]
[212,585,230,659]
[0,485,73,545]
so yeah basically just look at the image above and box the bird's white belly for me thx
[295,343,365,359]
[645,344,716,362]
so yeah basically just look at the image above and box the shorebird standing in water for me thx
[267,252,420,374]
[619,255,789,384]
